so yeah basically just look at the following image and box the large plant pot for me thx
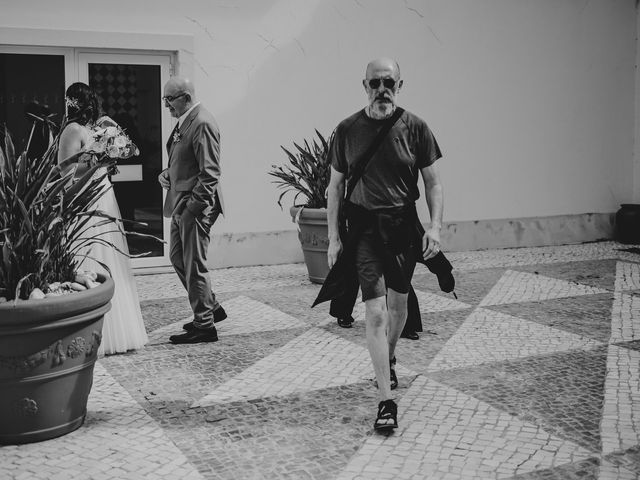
[0,274,114,444]
[616,204,640,245]
[290,206,329,284]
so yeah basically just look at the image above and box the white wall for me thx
[1,0,637,250]
[635,2,640,204]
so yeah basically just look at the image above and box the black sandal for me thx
[390,357,398,390]
[374,399,398,431]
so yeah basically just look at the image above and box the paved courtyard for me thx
[2,241,640,479]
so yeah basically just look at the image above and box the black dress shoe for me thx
[401,331,420,340]
[170,328,218,344]
[337,315,355,328]
[183,307,227,331]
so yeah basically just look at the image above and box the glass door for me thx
[0,46,73,154]
[78,52,172,268]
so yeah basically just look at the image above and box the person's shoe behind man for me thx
[337,315,355,328]
[183,306,227,331]
[400,330,419,340]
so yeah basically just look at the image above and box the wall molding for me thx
[439,212,614,252]
[0,27,193,53]
[134,212,615,274]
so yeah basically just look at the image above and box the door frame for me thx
[0,44,174,269]
[77,51,173,268]
[0,44,75,80]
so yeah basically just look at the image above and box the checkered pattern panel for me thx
[89,64,138,121]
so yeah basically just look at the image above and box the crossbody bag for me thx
[344,107,405,203]
[339,107,405,238]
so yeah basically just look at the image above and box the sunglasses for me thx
[162,93,187,102]
[367,78,397,89]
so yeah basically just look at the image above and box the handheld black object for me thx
[424,251,455,295]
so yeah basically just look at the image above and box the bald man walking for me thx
[159,76,226,344]
[325,58,444,430]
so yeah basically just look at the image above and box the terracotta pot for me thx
[290,206,329,284]
[615,204,640,244]
[0,275,114,444]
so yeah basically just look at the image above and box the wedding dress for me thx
[81,171,148,355]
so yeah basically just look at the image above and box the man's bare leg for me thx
[364,295,391,401]
[386,289,408,364]
[365,295,400,430]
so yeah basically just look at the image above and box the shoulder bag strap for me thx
[344,107,405,202]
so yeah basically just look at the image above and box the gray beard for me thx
[368,102,395,119]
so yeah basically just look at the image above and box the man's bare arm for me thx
[327,166,346,268]
[420,162,443,260]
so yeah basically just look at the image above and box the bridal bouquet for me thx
[85,120,139,174]
[87,123,139,159]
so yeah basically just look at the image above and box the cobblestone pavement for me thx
[2,241,640,479]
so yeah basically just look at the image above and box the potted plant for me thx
[268,130,332,284]
[0,114,128,444]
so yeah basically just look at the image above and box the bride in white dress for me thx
[57,82,148,355]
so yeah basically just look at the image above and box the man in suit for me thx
[159,76,226,344]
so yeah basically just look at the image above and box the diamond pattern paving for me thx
[596,461,639,480]
[195,327,417,406]
[503,458,640,480]
[427,308,602,372]
[0,364,203,480]
[429,346,608,452]
[615,261,640,292]
[514,259,619,292]
[3,242,640,480]
[610,293,640,343]
[105,327,303,404]
[447,242,624,271]
[601,345,640,455]
[603,445,640,477]
[480,270,608,306]
[488,294,614,343]
[156,383,382,480]
[488,293,614,343]
[336,376,593,480]
[147,295,307,344]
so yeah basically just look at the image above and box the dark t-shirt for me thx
[330,108,442,210]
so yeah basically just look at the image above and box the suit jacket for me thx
[163,104,225,218]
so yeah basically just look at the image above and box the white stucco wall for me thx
[1,0,637,259]
[635,1,640,204]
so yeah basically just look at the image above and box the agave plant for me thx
[0,116,147,302]
[268,129,333,209]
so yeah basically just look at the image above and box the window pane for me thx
[0,53,65,153]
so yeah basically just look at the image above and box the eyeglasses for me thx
[367,78,397,90]
[162,93,187,102]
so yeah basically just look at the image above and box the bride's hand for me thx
[78,152,94,165]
